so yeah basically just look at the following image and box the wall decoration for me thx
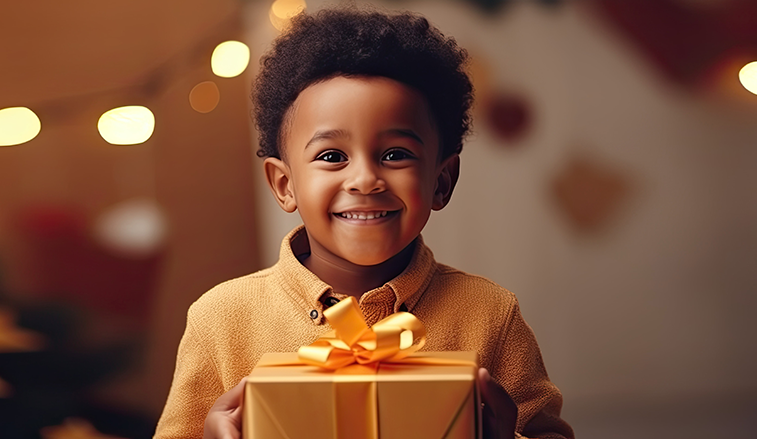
[482,92,533,144]
[551,155,630,232]
[594,0,757,87]
[14,205,163,321]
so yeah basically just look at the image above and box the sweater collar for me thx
[273,225,437,326]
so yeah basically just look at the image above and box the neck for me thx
[302,233,416,299]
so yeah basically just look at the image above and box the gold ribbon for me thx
[296,297,428,438]
[297,296,427,369]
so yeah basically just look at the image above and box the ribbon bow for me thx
[298,297,426,369]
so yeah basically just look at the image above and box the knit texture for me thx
[154,226,573,439]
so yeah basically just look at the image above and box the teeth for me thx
[338,211,389,220]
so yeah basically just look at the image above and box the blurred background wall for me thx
[1,0,755,438]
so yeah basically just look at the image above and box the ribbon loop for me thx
[325,296,371,347]
[298,297,427,369]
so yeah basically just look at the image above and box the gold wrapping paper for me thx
[243,351,481,439]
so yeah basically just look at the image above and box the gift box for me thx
[243,350,481,439]
[242,296,481,439]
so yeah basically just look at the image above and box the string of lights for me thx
[3,0,755,148]
[0,0,308,148]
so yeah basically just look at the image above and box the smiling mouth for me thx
[334,210,396,220]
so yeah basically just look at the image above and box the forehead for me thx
[281,76,438,156]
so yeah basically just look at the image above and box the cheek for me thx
[410,171,437,207]
[296,177,344,227]
[292,180,321,217]
[400,169,434,204]
[407,190,427,210]
[402,180,434,227]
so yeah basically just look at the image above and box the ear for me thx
[432,154,460,211]
[263,157,298,213]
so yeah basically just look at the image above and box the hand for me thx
[478,368,518,439]
[203,377,246,439]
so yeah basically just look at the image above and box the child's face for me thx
[265,76,456,266]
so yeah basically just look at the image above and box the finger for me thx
[477,368,493,404]
[477,368,518,436]
[481,404,499,439]
[478,369,499,439]
[215,377,247,410]
[214,423,242,439]
[478,369,515,410]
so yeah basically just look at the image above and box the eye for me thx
[382,149,414,161]
[316,150,347,163]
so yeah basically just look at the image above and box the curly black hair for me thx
[251,7,473,160]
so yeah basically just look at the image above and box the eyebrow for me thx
[303,128,424,150]
[381,128,424,145]
[304,129,349,150]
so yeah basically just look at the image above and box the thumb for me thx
[215,377,247,411]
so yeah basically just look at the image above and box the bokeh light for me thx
[738,61,757,95]
[269,0,306,31]
[189,81,221,113]
[93,198,168,258]
[211,41,250,78]
[0,107,41,146]
[97,106,155,145]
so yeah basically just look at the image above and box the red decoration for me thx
[594,0,757,86]
[12,205,162,324]
[483,93,532,143]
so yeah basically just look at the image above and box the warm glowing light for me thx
[269,0,306,31]
[189,81,220,113]
[97,106,155,145]
[738,61,757,95]
[94,198,168,258]
[211,41,250,78]
[271,0,306,19]
[0,107,41,146]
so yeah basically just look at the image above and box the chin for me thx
[340,245,396,267]
[346,253,393,267]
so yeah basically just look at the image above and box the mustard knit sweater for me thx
[155,226,573,439]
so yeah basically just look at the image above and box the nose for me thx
[346,159,385,194]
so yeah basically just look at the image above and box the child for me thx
[155,7,573,439]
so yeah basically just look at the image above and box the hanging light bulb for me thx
[97,106,155,145]
[211,41,250,78]
[269,0,306,31]
[738,61,757,95]
[189,81,221,113]
[0,107,41,146]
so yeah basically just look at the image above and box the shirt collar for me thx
[272,225,437,325]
